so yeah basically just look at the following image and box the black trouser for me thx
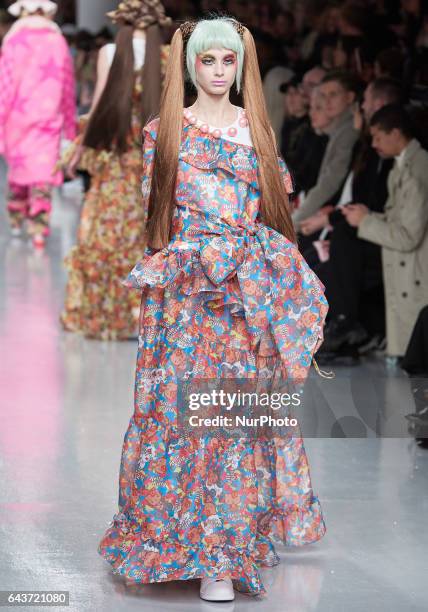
[301,221,385,334]
[298,232,321,268]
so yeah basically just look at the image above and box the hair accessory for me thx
[233,21,246,38]
[107,0,172,29]
[179,20,197,43]
[8,0,57,16]
[179,18,245,44]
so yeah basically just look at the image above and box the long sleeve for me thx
[357,172,428,252]
[278,156,294,196]
[256,157,294,224]
[0,45,16,154]
[141,123,157,226]
[61,49,77,141]
[292,125,358,225]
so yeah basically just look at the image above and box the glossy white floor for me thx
[1,166,427,612]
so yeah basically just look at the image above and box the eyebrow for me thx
[199,52,236,60]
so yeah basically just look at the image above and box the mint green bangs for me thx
[186,18,244,93]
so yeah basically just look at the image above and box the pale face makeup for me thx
[194,48,238,97]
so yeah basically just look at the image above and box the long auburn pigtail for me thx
[242,27,296,244]
[145,28,184,249]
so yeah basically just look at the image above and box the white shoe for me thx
[200,576,235,602]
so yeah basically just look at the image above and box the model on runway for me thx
[0,0,76,248]
[98,16,329,602]
[60,0,171,340]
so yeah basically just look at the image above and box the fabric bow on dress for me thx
[125,210,328,382]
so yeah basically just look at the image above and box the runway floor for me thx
[1,173,427,611]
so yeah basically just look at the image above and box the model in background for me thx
[98,17,328,602]
[0,0,76,248]
[60,0,171,340]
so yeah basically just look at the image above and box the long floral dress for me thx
[61,45,169,340]
[98,110,329,595]
[60,75,145,339]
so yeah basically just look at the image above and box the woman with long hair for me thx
[98,17,329,602]
[60,0,171,340]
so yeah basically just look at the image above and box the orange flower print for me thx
[204,533,221,546]
[203,502,217,517]
[187,526,200,544]
[145,489,163,508]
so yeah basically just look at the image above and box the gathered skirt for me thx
[97,279,326,595]
[61,147,144,340]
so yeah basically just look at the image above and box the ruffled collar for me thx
[144,115,291,192]
[180,118,260,189]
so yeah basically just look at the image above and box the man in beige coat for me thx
[343,105,428,357]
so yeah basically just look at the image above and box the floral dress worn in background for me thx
[98,112,329,595]
[61,45,169,340]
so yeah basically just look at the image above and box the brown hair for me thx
[146,26,296,249]
[83,23,162,154]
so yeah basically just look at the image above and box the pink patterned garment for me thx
[98,115,328,596]
[0,16,76,186]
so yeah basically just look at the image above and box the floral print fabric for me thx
[61,46,170,340]
[98,115,328,595]
[7,181,52,236]
[61,77,146,340]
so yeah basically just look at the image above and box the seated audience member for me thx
[280,69,327,194]
[301,78,404,356]
[300,77,404,238]
[298,3,340,72]
[291,70,360,226]
[273,10,297,66]
[263,66,294,145]
[291,85,329,196]
[374,48,405,81]
[299,65,326,105]
[280,76,310,163]
[361,77,404,120]
[313,109,393,353]
[342,105,428,359]
[335,2,396,76]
